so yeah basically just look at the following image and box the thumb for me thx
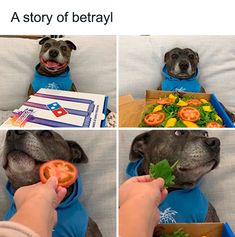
[56,186,67,206]
[151,178,166,206]
[45,176,58,191]
[152,178,165,189]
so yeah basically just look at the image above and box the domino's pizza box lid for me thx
[155,223,235,237]
[1,89,108,128]
[119,90,234,128]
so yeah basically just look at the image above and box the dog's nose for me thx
[6,130,26,140]
[205,137,220,151]
[179,61,189,71]
[49,49,59,58]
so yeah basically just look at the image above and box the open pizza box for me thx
[119,90,234,128]
[155,223,234,237]
[1,89,108,128]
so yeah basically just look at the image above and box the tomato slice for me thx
[186,99,202,106]
[178,107,200,122]
[40,160,78,188]
[156,98,172,105]
[144,112,166,126]
[206,121,223,128]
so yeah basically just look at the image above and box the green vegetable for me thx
[175,119,187,128]
[161,228,189,237]
[149,159,178,188]
[139,93,224,127]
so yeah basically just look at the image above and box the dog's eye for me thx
[171,54,178,59]
[61,46,67,52]
[174,130,185,136]
[39,130,53,138]
[188,54,194,60]
[44,43,51,49]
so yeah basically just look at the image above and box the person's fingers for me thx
[150,178,166,205]
[152,178,165,189]
[130,175,154,183]
[45,176,58,191]
[161,188,168,202]
[56,186,67,206]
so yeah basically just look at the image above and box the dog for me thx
[126,130,220,227]
[158,47,235,122]
[161,48,201,90]
[28,37,78,96]
[2,130,102,237]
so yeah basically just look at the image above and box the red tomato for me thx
[144,112,166,126]
[40,160,78,188]
[186,99,202,106]
[156,98,172,105]
[206,122,223,128]
[178,107,200,122]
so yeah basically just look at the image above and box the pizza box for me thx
[1,89,108,128]
[119,90,234,128]
[155,223,234,237]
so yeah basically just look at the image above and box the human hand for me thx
[119,175,168,207]
[119,175,168,237]
[11,176,67,237]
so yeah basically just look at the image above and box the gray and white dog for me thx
[158,47,235,122]
[2,130,102,237]
[127,130,220,227]
[28,37,77,95]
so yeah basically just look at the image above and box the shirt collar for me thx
[126,157,144,178]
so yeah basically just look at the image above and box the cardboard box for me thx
[155,223,234,237]
[1,89,108,128]
[119,90,234,128]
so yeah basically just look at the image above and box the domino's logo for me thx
[47,102,68,117]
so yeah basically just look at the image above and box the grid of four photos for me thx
[0,35,234,237]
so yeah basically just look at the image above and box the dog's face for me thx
[38,37,76,74]
[130,130,220,189]
[2,130,87,191]
[164,48,199,79]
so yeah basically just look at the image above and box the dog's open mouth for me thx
[40,58,67,71]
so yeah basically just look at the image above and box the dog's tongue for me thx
[45,61,61,69]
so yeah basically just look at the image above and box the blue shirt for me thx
[32,64,73,92]
[161,65,201,92]
[4,176,89,237]
[126,159,209,223]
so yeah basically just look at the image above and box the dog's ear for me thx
[129,132,150,161]
[195,52,199,63]
[65,40,77,50]
[39,37,51,45]
[164,51,170,63]
[67,140,88,163]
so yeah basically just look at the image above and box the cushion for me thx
[119,36,235,112]
[0,130,116,236]
[0,36,116,111]
[119,130,235,231]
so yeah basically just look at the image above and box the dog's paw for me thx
[105,112,116,128]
